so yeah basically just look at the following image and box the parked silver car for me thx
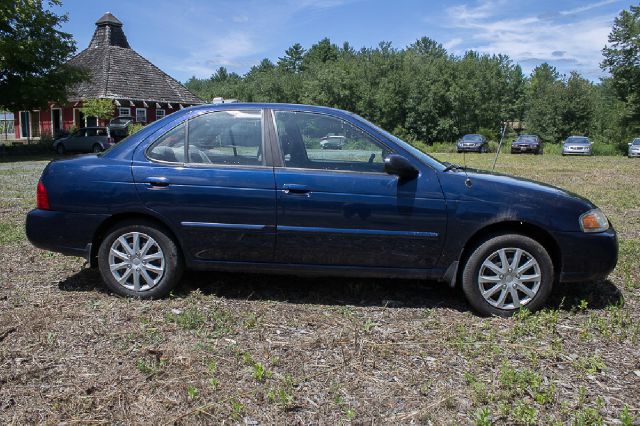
[628,138,640,157]
[53,127,114,154]
[562,136,592,156]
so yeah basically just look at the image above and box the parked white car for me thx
[629,138,640,157]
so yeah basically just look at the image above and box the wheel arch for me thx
[89,212,182,267]
[456,220,562,285]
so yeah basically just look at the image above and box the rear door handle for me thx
[147,177,170,187]
[282,184,311,195]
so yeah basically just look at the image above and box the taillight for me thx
[37,180,50,210]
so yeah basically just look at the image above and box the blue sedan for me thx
[25,104,618,316]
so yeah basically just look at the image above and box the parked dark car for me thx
[26,104,618,316]
[108,117,133,141]
[562,136,592,156]
[457,134,488,153]
[511,135,543,154]
[53,127,114,154]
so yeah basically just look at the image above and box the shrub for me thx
[128,123,145,136]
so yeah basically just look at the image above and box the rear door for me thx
[132,109,277,263]
[270,110,446,269]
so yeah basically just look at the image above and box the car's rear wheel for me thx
[480,146,488,153]
[92,144,103,153]
[97,220,183,298]
[461,234,553,317]
[56,144,65,155]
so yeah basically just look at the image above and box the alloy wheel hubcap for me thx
[108,232,165,291]
[477,247,541,310]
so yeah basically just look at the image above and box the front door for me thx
[271,110,447,269]
[51,109,62,137]
[132,110,276,263]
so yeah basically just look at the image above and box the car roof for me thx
[77,127,108,130]
[182,102,354,116]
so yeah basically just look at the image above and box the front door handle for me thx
[282,184,311,195]
[147,177,170,187]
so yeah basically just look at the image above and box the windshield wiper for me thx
[443,163,465,172]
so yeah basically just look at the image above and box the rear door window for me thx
[187,110,263,166]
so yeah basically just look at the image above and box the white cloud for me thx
[232,15,249,23]
[444,0,619,78]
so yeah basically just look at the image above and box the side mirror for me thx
[384,154,419,180]
[628,143,632,146]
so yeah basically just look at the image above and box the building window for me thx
[136,108,147,123]
[155,109,165,120]
[119,107,131,117]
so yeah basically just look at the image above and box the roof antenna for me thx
[492,121,508,171]
[463,149,472,187]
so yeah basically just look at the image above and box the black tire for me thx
[480,146,488,153]
[92,144,103,153]
[461,234,554,317]
[56,144,65,155]
[97,220,184,299]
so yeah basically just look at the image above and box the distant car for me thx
[511,135,543,155]
[26,103,618,317]
[108,117,132,141]
[562,136,592,156]
[457,134,488,153]
[628,138,640,157]
[320,135,346,149]
[53,127,114,154]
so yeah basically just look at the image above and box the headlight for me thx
[579,209,609,233]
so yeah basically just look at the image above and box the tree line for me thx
[185,6,640,152]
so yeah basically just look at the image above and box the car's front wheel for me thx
[461,234,553,316]
[97,220,183,298]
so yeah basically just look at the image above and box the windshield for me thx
[632,139,640,146]
[348,113,446,171]
[517,135,536,142]
[566,137,589,144]
[462,134,482,141]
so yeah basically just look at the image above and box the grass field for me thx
[0,153,639,424]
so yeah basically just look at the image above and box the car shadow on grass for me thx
[547,279,623,311]
[182,271,469,310]
[57,268,623,313]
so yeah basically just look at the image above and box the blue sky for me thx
[57,0,635,83]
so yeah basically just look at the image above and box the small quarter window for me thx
[147,123,186,163]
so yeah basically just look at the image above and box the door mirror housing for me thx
[384,154,419,180]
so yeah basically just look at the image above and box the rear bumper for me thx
[26,209,109,260]
[556,227,618,283]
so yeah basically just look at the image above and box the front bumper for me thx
[562,148,591,155]
[628,150,640,157]
[555,227,618,283]
[457,145,482,152]
[26,209,109,260]
[511,145,538,153]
